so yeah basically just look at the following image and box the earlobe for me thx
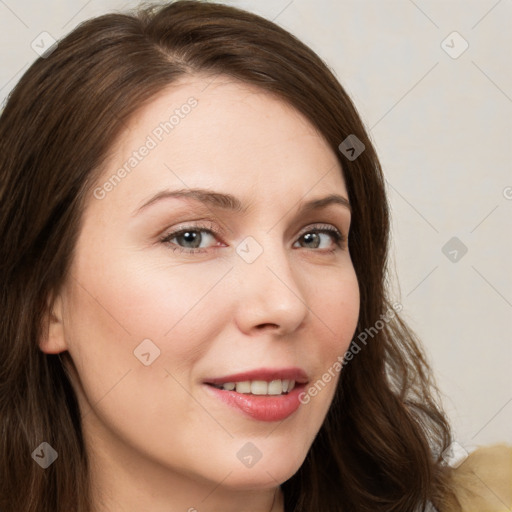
[39,294,68,354]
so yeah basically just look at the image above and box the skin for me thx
[40,75,360,512]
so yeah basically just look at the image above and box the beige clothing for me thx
[443,444,512,512]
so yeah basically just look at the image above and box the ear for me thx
[39,294,68,354]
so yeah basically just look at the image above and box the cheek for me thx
[68,239,232,342]
[62,245,234,402]
[62,252,231,469]
[311,263,360,350]
[294,263,359,410]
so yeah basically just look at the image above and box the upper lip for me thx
[204,367,309,386]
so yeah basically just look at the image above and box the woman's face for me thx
[44,75,360,504]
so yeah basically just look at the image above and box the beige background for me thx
[1,0,510,451]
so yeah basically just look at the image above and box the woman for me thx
[0,1,498,510]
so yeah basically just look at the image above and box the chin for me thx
[213,441,308,490]
[221,463,300,491]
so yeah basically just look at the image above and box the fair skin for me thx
[40,75,360,512]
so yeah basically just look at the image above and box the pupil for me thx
[303,233,319,248]
[182,231,201,248]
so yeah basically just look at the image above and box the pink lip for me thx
[203,382,306,422]
[203,367,309,386]
[202,367,309,422]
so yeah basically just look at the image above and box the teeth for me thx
[235,381,251,393]
[267,380,283,395]
[251,380,268,395]
[214,379,296,395]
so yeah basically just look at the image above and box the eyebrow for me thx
[133,188,351,216]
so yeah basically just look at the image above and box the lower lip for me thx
[203,383,306,422]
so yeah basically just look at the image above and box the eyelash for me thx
[158,221,347,255]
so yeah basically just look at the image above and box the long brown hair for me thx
[0,1,461,510]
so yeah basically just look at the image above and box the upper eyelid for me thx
[296,223,342,234]
[165,222,343,236]
[161,222,345,245]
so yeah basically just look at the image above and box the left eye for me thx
[293,230,340,250]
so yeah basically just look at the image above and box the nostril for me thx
[256,323,279,330]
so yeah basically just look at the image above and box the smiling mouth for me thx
[203,366,309,422]
[205,379,297,396]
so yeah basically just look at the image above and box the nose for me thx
[232,236,309,336]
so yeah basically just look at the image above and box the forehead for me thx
[88,75,347,218]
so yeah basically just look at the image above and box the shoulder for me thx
[443,443,512,512]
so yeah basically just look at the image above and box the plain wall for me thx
[1,0,510,452]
